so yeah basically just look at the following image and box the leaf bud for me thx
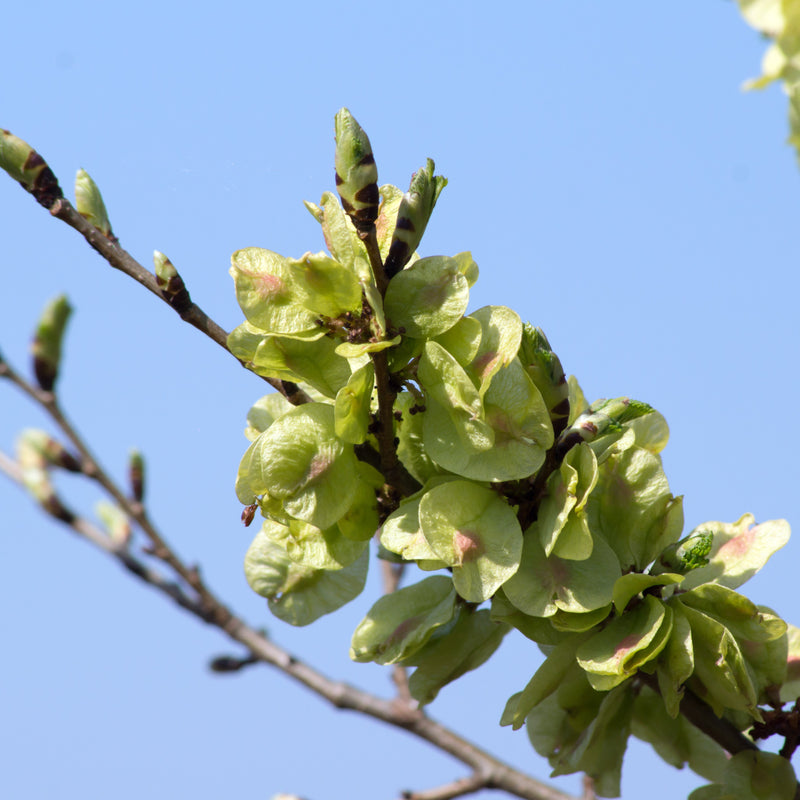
[0,129,63,208]
[128,449,145,502]
[519,323,570,437]
[31,294,72,392]
[96,500,132,545]
[17,428,82,472]
[384,159,447,279]
[22,466,75,524]
[75,168,115,239]
[652,529,713,575]
[554,396,652,459]
[153,250,192,313]
[334,108,379,233]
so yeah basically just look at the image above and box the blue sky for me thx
[1,3,798,799]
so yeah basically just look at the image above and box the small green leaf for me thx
[418,340,494,473]
[519,323,570,437]
[653,528,714,575]
[452,251,479,287]
[419,342,551,481]
[550,605,612,633]
[679,515,791,591]
[350,575,456,664]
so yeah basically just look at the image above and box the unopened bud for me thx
[519,324,570,437]
[22,466,75,524]
[153,251,191,313]
[653,529,713,575]
[96,501,132,545]
[0,129,63,208]
[75,168,115,239]
[334,108,379,233]
[17,428,82,472]
[129,449,145,502]
[31,295,72,392]
[384,159,447,279]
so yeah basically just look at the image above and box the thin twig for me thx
[0,378,575,800]
[581,775,597,800]
[0,449,575,800]
[45,196,425,497]
[0,450,201,617]
[638,673,759,756]
[1,358,233,625]
[361,227,388,295]
[48,197,310,405]
[400,772,488,800]
[372,349,401,477]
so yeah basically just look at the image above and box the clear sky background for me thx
[1,3,798,799]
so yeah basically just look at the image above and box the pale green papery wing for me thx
[229,247,319,334]
[350,575,457,664]
[239,404,358,530]
[418,480,522,602]
[383,255,469,339]
[245,522,368,626]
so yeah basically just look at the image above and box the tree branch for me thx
[638,673,759,756]
[47,197,310,405]
[0,361,576,800]
[400,772,487,800]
